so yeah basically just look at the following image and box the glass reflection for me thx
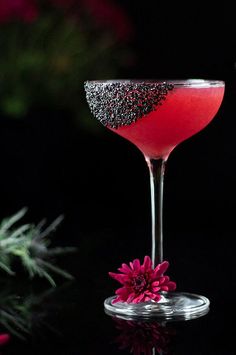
[0,279,73,340]
[110,315,175,355]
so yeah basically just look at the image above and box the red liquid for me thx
[110,85,225,160]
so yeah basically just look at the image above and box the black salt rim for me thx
[84,81,174,129]
[85,79,224,87]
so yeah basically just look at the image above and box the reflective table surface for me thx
[0,227,233,355]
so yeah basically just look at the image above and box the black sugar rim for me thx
[84,79,225,129]
[85,79,224,87]
[84,81,174,129]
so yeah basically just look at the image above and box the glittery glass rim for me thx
[84,81,175,129]
[85,79,225,88]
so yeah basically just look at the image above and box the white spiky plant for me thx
[0,208,75,286]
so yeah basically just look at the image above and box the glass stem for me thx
[146,157,166,267]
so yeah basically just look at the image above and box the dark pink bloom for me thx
[47,0,132,40]
[0,0,38,23]
[0,333,10,346]
[49,0,76,9]
[0,0,132,40]
[81,0,132,40]
[109,256,176,304]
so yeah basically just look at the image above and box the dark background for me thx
[0,1,235,354]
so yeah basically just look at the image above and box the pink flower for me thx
[49,0,76,9]
[0,333,10,346]
[0,0,38,23]
[53,0,133,40]
[109,256,176,304]
[81,0,132,40]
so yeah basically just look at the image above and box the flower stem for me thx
[146,157,166,267]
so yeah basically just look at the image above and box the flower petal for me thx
[152,286,161,292]
[112,296,123,304]
[166,281,177,291]
[143,255,152,270]
[115,287,127,295]
[148,293,158,300]
[127,292,136,303]
[159,276,169,285]
[152,293,161,302]
[133,294,145,303]
[154,261,169,277]
[151,281,160,287]
[118,263,132,274]
[144,293,158,302]
[109,272,129,284]
[133,258,141,271]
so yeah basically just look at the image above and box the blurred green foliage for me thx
[0,208,76,286]
[0,1,133,128]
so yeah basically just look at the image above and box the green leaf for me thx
[36,215,64,240]
[0,261,15,275]
[0,208,77,284]
[47,246,77,256]
[9,224,31,239]
[1,96,29,117]
[38,259,74,281]
[0,207,27,232]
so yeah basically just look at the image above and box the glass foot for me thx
[104,292,210,321]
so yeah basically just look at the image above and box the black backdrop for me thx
[0,1,235,251]
[0,1,235,353]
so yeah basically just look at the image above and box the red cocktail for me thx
[111,81,224,160]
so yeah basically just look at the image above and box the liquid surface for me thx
[111,84,224,159]
[85,80,225,160]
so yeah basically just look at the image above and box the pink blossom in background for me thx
[0,333,10,346]
[51,0,132,40]
[0,0,38,23]
[49,0,76,9]
[81,0,132,40]
[109,256,176,304]
[0,0,132,40]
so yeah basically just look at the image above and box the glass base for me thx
[104,292,210,321]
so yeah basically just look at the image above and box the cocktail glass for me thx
[84,79,225,320]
